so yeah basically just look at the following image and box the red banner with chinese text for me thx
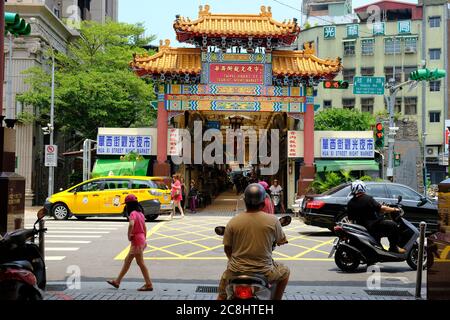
[209,63,265,85]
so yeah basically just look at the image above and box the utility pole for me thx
[48,49,55,197]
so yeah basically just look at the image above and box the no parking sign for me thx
[45,145,58,167]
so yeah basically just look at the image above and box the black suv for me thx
[301,182,438,233]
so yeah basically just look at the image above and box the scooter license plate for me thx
[328,239,339,258]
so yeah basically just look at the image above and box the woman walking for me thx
[170,174,185,219]
[107,194,153,291]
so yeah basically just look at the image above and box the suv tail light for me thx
[306,200,325,209]
[234,286,254,299]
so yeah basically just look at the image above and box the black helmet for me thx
[244,183,266,208]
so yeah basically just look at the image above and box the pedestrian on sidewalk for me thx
[107,194,153,291]
[188,179,199,213]
[170,174,185,219]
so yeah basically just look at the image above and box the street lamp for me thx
[422,132,428,197]
[30,17,56,197]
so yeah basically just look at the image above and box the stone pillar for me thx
[15,123,34,206]
[298,104,315,195]
[154,99,170,177]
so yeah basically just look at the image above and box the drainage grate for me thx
[46,284,67,292]
[365,290,413,297]
[195,286,219,293]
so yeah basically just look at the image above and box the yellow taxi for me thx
[44,176,173,221]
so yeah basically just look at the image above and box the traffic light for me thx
[375,123,384,149]
[394,153,401,167]
[5,12,31,36]
[409,68,446,81]
[323,80,349,89]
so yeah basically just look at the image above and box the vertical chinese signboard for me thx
[168,128,182,156]
[288,131,299,158]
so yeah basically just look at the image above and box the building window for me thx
[343,40,356,56]
[395,98,402,114]
[429,48,441,60]
[361,67,375,76]
[361,39,374,55]
[361,98,374,114]
[429,16,441,28]
[323,100,332,109]
[384,67,402,83]
[384,97,402,113]
[342,98,355,110]
[343,68,355,84]
[429,80,441,92]
[429,111,441,123]
[404,37,417,54]
[54,7,61,18]
[404,97,417,115]
[384,38,401,55]
[403,66,417,80]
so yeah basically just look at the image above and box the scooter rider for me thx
[347,180,406,254]
[217,183,290,300]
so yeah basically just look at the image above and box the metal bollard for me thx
[415,221,426,299]
[38,219,45,259]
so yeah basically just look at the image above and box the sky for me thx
[119,0,418,47]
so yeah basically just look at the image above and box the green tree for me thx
[315,108,376,131]
[18,21,156,140]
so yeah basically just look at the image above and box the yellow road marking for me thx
[287,242,330,255]
[184,245,225,257]
[114,222,165,260]
[293,239,334,259]
[141,257,334,261]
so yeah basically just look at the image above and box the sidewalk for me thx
[44,281,421,301]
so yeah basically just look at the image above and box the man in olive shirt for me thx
[217,184,290,300]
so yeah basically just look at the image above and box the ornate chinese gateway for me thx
[130,5,343,194]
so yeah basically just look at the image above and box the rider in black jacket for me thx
[347,180,406,254]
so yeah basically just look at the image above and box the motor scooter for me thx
[214,216,291,300]
[0,209,47,300]
[329,196,428,272]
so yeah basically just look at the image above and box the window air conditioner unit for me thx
[405,47,416,54]
[426,146,439,158]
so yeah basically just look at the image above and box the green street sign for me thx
[353,76,385,95]
[5,12,31,36]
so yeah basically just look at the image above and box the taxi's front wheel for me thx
[52,203,70,220]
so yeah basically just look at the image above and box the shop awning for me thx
[92,159,150,178]
[315,160,379,172]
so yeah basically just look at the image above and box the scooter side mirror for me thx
[417,197,428,207]
[215,226,226,236]
[279,216,292,227]
[37,208,47,220]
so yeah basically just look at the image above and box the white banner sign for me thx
[97,135,152,155]
[45,145,58,167]
[321,138,374,158]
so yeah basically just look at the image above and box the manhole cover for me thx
[196,286,218,293]
[365,290,413,297]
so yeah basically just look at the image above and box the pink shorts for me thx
[129,243,147,255]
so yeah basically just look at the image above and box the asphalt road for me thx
[24,209,422,292]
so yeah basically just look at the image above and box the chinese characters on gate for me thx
[209,63,264,85]
[97,135,152,155]
[321,138,375,158]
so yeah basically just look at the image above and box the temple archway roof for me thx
[131,41,342,79]
[173,5,300,45]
